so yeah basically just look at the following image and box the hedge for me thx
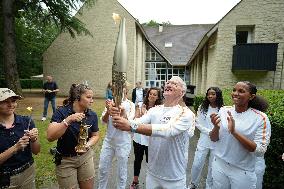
[0,78,43,89]
[193,89,284,188]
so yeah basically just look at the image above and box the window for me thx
[236,26,254,44]
[145,43,187,88]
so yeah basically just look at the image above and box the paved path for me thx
[45,130,208,189]
[93,130,208,189]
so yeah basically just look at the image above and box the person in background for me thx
[41,75,59,121]
[132,81,146,106]
[112,76,195,189]
[0,88,40,188]
[47,84,99,189]
[105,81,113,100]
[210,81,271,189]
[189,87,224,189]
[98,82,135,189]
[130,87,163,189]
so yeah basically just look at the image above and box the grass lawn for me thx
[15,97,107,187]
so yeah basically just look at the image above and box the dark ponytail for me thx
[242,81,269,112]
[63,84,91,106]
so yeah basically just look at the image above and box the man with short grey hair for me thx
[112,76,195,189]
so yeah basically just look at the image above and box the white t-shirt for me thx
[133,102,149,146]
[196,105,219,149]
[134,104,195,181]
[101,99,135,146]
[214,106,271,171]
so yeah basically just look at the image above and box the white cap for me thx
[0,88,22,102]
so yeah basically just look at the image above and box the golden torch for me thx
[112,13,128,107]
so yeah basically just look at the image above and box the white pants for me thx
[98,140,131,189]
[146,173,186,189]
[255,157,265,189]
[212,157,257,189]
[190,145,214,188]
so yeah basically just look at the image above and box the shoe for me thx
[41,117,46,121]
[50,147,57,155]
[188,183,197,189]
[130,182,139,189]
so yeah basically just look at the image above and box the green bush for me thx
[194,89,284,188]
[20,79,43,89]
[193,95,204,112]
[0,79,42,88]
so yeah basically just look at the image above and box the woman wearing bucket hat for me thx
[0,88,40,188]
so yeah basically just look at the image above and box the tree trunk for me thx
[2,0,22,95]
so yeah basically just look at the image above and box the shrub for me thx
[0,79,42,88]
[194,89,284,188]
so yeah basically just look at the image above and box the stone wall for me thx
[190,0,284,94]
[43,0,144,97]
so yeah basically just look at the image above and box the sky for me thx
[117,0,242,25]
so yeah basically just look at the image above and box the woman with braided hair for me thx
[47,84,99,189]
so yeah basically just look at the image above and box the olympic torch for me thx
[112,13,128,107]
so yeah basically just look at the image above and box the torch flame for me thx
[112,13,121,24]
[27,107,33,112]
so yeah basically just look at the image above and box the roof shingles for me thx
[143,25,213,66]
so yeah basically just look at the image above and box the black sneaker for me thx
[49,147,57,155]
[130,182,139,189]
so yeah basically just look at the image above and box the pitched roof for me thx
[143,24,214,66]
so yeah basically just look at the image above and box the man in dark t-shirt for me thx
[41,75,59,121]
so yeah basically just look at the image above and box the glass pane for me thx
[173,69,179,74]
[161,75,165,80]
[156,81,160,87]
[168,69,172,74]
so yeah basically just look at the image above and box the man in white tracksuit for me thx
[111,76,195,189]
[98,87,135,189]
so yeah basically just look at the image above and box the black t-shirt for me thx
[0,114,35,171]
[51,105,99,155]
[43,81,58,99]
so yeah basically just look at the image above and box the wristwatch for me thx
[129,121,139,133]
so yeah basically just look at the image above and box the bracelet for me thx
[63,119,69,128]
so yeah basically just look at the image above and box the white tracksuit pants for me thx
[255,157,265,189]
[191,145,214,188]
[146,173,186,189]
[212,157,257,189]
[98,140,131,189]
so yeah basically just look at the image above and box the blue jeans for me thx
[43,97,56,117]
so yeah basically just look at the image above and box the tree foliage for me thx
[0,0,95,94]
[142,20,172,26]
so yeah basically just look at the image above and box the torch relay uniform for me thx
[98,99,135,189]
[51,104,99,188]
[0,116,37,189]
[191,105,218,188]
[132,104,195,189]
[255,156,266,189]
[212,106,271,189]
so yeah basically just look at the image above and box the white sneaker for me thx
[41,117,46,121]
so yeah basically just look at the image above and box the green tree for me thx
[1,0,95,95]
[142,20,172,26]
